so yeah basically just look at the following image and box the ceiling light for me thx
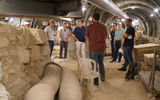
[121,19,125,22]
[150,14,154,17]
[131,7,135,9]
[60,18,72,21]
[154,8,159,13]
[82,7,86,12]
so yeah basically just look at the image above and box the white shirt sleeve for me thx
[44,26,49,32]
[59,29,63,33]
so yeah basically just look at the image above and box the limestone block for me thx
[144,54,160,67]
[30,29,47,45]
[40,45,50,57]
[22,28,34,47]
[30,45,42,61]
[17,47,30,64]
[0,36,10,48]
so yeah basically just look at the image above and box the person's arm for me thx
[59,33,64,40]
[72,34,78,41]
[72,28,78,41]
[65,31,71,40]
[121,32,125,48]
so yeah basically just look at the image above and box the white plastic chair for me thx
[78,58,100,89]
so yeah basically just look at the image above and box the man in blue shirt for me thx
[118,18,135,80]
[110,23,125,63]
[72,20,86,58]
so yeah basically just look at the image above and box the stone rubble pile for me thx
[0,22,50,100]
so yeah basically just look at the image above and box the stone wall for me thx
[0,22,50,100]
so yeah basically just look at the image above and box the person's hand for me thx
[63,38,66,42]
[76,38,78,41]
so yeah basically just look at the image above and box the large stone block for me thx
[0,36,10,48]
[17,47,30,64]
[144,54,160,67]
[30,29,47,45]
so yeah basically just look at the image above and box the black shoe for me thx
[118,68,126,71]
[110,60,116,63]
[94,78,99,86]
[101,78,105,82]
[125,73,134,80]
[125,75,134,81]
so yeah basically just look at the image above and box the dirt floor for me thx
[54,55,149,100]
[91,57,149,100]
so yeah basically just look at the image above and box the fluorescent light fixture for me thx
[89,17,92,21]
[150,14,154,17]
[131,7,135,9]
[121,19,125,22]
[60,18,72,21]
[9,18,13,22]
[24,22,30,25]
[82,6,86,12]
[154,8,159,13]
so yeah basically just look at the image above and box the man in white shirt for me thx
[44,20,56,57]
[59,22,71,58]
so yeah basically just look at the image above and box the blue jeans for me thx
[48,40,54,57]
[89,50,105,80]
[122,46,134,69]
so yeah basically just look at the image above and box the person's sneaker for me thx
[118,68,126,71]
[118,61,121,63]
[125,73,134,80]
[110,60,116,63]
[125,75,134,81]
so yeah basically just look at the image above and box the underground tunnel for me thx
[0,0,160,100]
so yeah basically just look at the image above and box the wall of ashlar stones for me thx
[0,22,50,100]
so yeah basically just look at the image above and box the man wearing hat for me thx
[44,20,56,57]
[59,22,71,58]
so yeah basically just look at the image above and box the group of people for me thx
[110,19,136,80]
[44,13,136,85]
[44,13,107,85]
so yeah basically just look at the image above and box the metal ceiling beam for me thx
[86,0,128,18]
